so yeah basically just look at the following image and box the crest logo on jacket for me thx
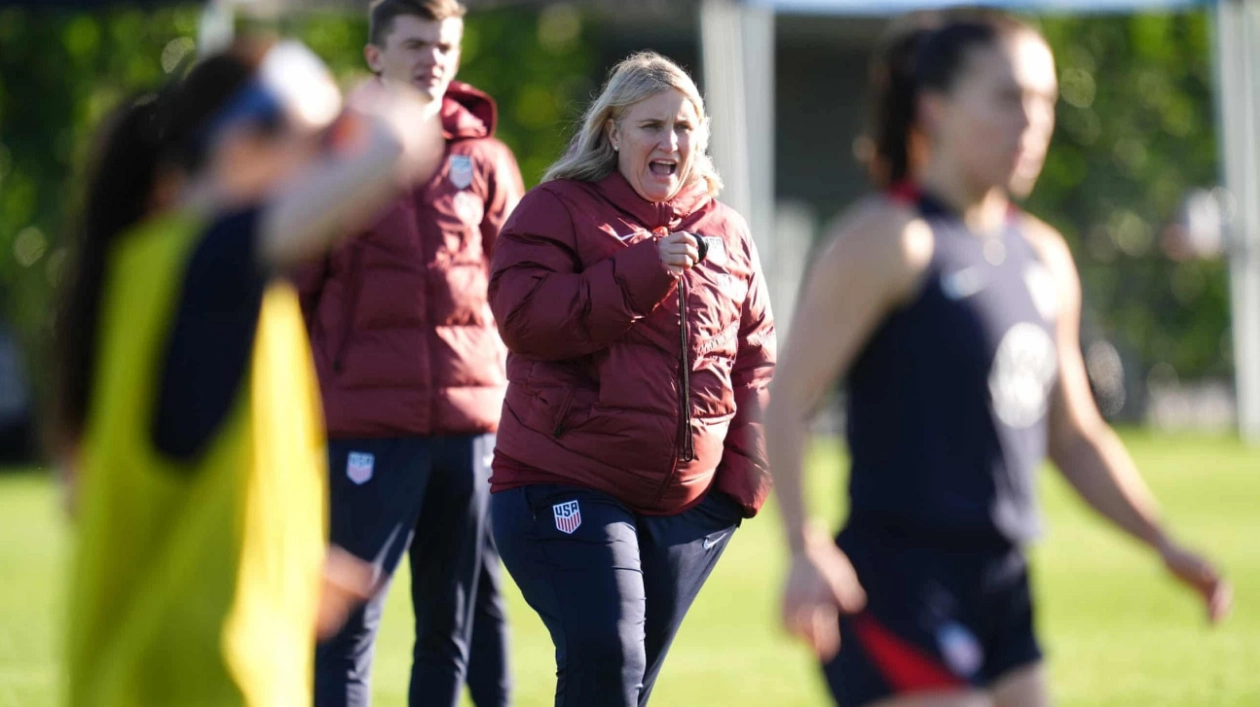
[449,154,474,190]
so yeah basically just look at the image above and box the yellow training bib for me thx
[66,211,328,707]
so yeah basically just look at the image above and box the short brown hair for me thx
[369,0,467,46]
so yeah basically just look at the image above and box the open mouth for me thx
[649,160,678,177]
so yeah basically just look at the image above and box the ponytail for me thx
[865,13,942,190]
[48,44,263,455]
[49,97,167,453]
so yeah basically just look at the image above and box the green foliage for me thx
[1029,12,1230,381]
[0,6,201,381]
[0,5,593,393]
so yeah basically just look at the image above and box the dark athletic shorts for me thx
[822,523,1043,707]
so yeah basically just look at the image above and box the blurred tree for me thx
[1029,13,1230,392]
[0,6,199,410]
[0,4,592,408]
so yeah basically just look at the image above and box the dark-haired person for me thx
[54,39,437,707]
[768,13,1231,707]
[300,2,524,706]
[861,11,943,195]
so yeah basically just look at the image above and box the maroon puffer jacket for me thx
[487,172,776,517]
[299,81,524,438]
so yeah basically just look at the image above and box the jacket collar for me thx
[593,171,712,231]
[440,81,497,141]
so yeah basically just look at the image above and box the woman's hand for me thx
[657,231,701,277]
[1158,537,1232,624]
[781,524,867,660]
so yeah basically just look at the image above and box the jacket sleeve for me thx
[480,140,525,261]
[488,188,678,361]
[714,236,776,517]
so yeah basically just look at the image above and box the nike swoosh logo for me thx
[702,532,728,551]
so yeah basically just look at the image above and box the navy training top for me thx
[844,194,1060,545]
[152,207,267,461]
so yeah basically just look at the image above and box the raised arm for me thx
[1027,216,1231,624]
[260,79,443,270]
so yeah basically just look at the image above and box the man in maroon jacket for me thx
[301,2,524,706]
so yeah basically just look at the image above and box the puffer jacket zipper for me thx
[654,272,695,505]
[677,276,695,462]
[331,245,365,372]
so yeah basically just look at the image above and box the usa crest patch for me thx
[553,500,581,534]
[448,154,474,190]
[346,452,375,485]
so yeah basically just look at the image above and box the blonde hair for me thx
[544,51,722,197]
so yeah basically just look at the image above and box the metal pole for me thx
[700,0,782,326]
[742,2,776,255]
[198,0,237,55]
[1214,0,1260,443]
[701,0,752,222]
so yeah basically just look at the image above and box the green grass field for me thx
[1,431,1257,706]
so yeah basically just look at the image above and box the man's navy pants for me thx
[491,483,743,707]
[314,434,510,707]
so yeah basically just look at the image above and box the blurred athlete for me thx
[52,38,438,707]
[768,13,1231,707]
[300,1,524,706]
